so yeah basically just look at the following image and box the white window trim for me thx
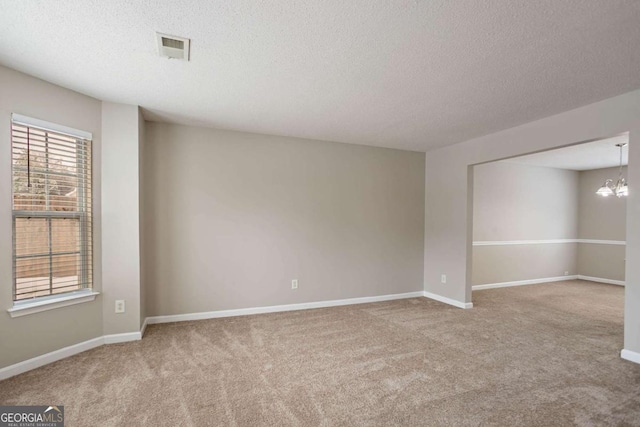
[10,114,94,305]
[11,113,93,140]
[7,290,100,318]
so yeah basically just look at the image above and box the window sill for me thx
[7,291,100,318]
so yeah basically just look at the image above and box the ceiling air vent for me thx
[156,33,190,61]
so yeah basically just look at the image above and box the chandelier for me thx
[596,143,628,197]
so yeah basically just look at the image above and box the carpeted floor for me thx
[1,280,639,426]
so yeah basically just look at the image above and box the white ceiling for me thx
[1,1,640,152]
[502,134,629,171]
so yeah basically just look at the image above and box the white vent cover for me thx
[156,33,190,61]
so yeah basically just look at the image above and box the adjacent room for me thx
[1,1,640,425]
[472,136,628,290]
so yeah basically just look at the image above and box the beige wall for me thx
[577,166,627,281]
[578,166,627,241]
[472,162,578,285]
[101,102,142,335]
[473,162,579,241]
[578,244,626,282]
[473,244,577,285]
[0,66,103,369]
[423,89,640,356]
[143,123,425,316]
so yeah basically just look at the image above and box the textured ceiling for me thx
[503,134,629,171]
[1,1,640,152]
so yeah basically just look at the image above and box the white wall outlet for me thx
[441,274,447,284]
[291,279,298,290]
[115,300,125,314]
[564,271,569,276]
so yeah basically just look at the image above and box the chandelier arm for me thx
[605,178,615,190]
[619,144,624,180]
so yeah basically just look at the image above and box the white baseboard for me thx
[103,331,141,344]
[578,239,626,246]
[472,275,578,291]
[472,239,625,246]
[0,325,147,381]
[423,291,473,309]
[140,317,149,338]
[0,337,104,381]
[146,291,425,325]
[577,275,625,286]
[621,349,640,365]
[473,239,576,246]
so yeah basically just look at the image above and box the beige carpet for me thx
[1,280,639,426]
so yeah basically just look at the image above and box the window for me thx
[11,114,93,302]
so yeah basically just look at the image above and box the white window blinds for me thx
[11,115,93,301]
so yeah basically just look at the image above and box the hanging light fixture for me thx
[596,143,628,197]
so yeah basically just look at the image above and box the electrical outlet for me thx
[564,271,569,276]
[291,279,298,290]
[441,274,447,284]
[115,300,125,314]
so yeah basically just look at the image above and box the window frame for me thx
[10,114,94,306]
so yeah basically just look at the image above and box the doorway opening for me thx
[470,133,628,305]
